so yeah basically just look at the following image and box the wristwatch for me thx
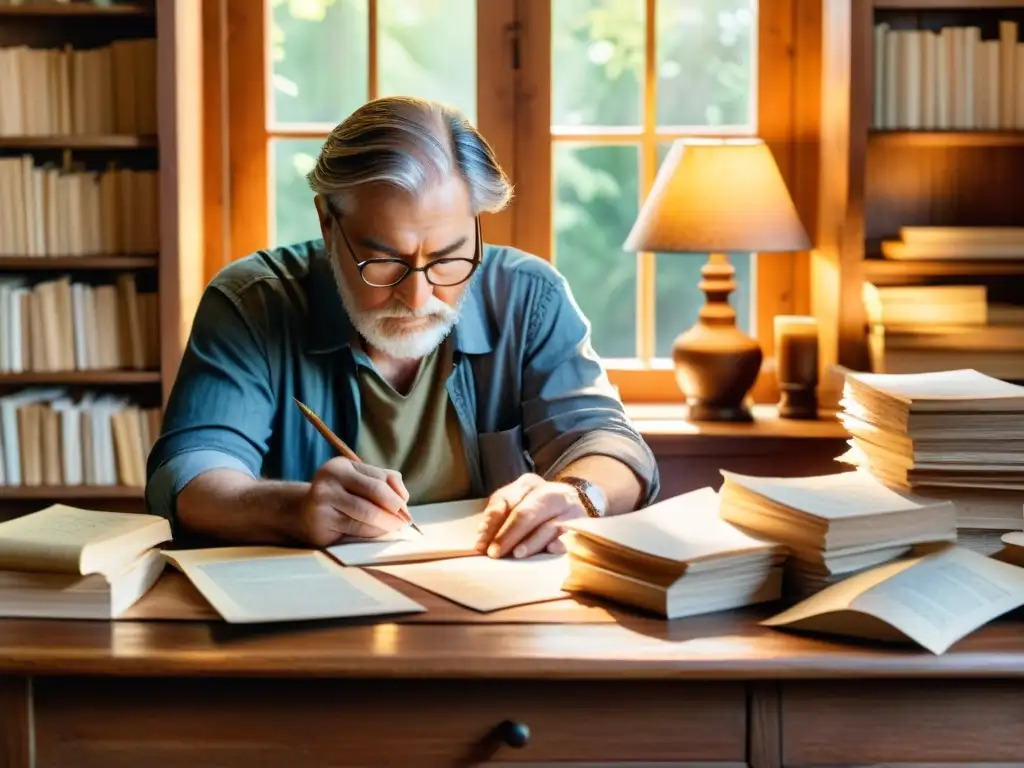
[558,476,607,518]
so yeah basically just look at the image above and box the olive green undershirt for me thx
[355,339,472,505]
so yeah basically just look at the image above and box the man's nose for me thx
[395,269,433,310]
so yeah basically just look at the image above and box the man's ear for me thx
[313,194,332,242]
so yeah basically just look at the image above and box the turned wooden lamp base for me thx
[672,252,762,423]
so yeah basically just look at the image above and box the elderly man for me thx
[146,96,659,559]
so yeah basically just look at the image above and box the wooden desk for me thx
[2,609,1023,767]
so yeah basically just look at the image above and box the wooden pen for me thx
[293,398,423,535]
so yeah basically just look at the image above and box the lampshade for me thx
[624,138,811,254]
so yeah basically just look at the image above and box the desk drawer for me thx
[782,680,1024,765]
[33,676,747,767]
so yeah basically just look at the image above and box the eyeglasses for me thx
[332,211,482,288]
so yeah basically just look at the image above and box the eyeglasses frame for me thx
[329,207,483,289]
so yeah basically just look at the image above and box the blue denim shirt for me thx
[145,240,661,525]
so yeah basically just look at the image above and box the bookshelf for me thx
[0,0,202,512]
[817,0,1024,373]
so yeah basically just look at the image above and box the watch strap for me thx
[559,476,605,518]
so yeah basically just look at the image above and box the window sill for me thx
[608,358,786,405]
[625,403,849,457]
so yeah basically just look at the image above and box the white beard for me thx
[331,257,461,360]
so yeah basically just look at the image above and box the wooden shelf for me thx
[874,0,1024,7]
[0,2,153,16]
[0,485,142,500]
[0,256,158,270]
[869,130,1024,147]
[0,135,156,149]
[864,259,1024,279]
[0,371,161,385]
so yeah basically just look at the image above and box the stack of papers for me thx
[838,368,1024,553]
[718,469,957,598]
[560,487,785,619]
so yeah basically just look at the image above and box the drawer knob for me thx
[498,719,530,748]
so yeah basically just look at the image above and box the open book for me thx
[0,503,171,576]
[327,498,488,566]
[0,504,170,619]
[164,547,425,624]
[762,543,1024,654]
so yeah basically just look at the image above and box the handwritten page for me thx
[763,544,1024,654]
[563,487,777,564]
[328,498,488,566]
[164,547,425,624]
[370,554,571,612]
[0,504,171,575]
[720,469,933,520]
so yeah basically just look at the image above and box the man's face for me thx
[316,175,478,360]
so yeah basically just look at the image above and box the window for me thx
[552,0,756,362]
[213,0,805,402]
[512,0,802,401]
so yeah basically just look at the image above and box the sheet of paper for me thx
[163,547,425,624]
[721,469,929,520]
[846,368,1024,403]
[763,544,1024,654]
[563,487,777,563]
[370,554,571,612]
[328,498,488,566]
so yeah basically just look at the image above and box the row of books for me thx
[873,22,1024,130]
[0,157,159,257]
[0,388,160,488]
[864,282,1024,380]
[0,273,160,374]
[868,228,1024,379]
[0,39,157,137]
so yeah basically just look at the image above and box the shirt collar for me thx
[305,243,495,356]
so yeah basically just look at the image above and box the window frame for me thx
[207,0,811,405]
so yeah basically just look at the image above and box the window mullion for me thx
[636,0,657,364]
[368,0,378,99]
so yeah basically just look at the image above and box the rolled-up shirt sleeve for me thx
[145,286,276,524]
[520,272,660,506]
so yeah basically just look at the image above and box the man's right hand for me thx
[297,457,411,547]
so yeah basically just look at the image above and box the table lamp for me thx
[624,138,811,422]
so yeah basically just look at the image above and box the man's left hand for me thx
[475,473,587,559]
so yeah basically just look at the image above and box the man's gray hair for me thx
[306,96,512,215]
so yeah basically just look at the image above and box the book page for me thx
[763,545,1024,654]
[370,554,571,612]
[564,487,777,563]
[328,498,488,566]
[164,547,425,624]
[721,469,930,520]
[0,504,169,574]
[850,545,1024,654]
